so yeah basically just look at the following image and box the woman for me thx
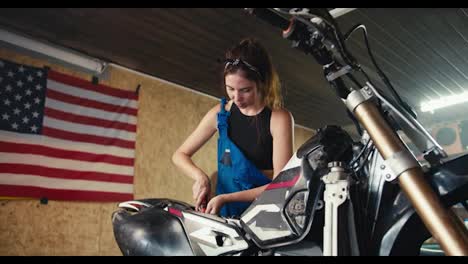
[172,38,294,217]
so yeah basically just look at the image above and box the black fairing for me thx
[112,200,194,256]
[372,153,468,256]
[298,125,354,163]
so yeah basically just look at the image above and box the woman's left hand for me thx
[205,194,227,215]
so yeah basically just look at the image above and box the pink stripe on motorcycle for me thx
[265,175,300,190]
[169,207,183,217]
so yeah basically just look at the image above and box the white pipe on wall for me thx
[0,28,107,74]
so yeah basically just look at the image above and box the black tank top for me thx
[228,103,273,170]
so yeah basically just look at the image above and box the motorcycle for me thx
[111,8,468,256]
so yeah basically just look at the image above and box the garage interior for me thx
[0,8,467,255]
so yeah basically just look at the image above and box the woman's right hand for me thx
[193,175,211,212]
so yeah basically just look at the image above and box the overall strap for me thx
[217,97,230,137]
[220,97,227,114]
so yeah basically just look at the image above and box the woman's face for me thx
[225,72,258,109]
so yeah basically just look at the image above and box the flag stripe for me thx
[45,107,137,133]
[0,130,135,159]
[0,164,133,184]
[48,70,138,101]
[0,185,133,202]
[0,141,134,166]
[44,116,136,142]
[46,88,137,116]
[43,126,135,149]
[0,152,134,176]
[45,98,137,125]
[0,173,133,193]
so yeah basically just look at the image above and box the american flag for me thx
[0,59,137,201]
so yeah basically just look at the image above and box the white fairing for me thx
[239,153,304,246]
[243,204,293,240]
[183,212,249,255]
[242,204,281,223]
[248,221,293,241]
[282,152,302,171]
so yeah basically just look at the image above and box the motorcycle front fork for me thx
[347,87,468,256]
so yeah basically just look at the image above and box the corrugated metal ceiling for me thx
[0,8,466,129]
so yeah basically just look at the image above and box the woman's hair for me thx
[223,38,283,109]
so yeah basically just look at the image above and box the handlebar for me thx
[244,7,447,162]
[245,8,356,68]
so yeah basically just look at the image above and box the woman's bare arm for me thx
[172,104,220,210]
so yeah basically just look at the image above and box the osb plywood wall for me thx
[0,48,315,256]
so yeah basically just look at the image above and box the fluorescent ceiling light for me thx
[0,28,106,74]
[420,92,468,113]
[329,8,357,18]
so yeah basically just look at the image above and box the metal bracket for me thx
[345,86,375,113]
[383,151,419,182]
[326,64,352,82]
[322,162,349,256]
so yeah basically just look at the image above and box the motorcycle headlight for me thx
[285,190,309,232]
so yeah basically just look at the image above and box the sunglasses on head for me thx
[224,58,262,80]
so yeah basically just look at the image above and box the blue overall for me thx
[216,98,272,217]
